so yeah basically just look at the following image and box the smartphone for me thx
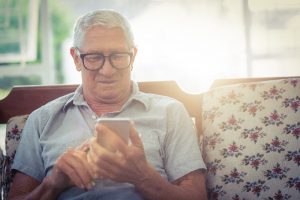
[96,118,131,145]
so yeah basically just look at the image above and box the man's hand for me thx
[88,122,151,185]
[8,140,95,200]
[45,140,94,190]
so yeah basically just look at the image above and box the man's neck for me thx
[84,89,132,116]
[88,99,127,116]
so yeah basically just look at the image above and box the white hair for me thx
[73,9,135,48]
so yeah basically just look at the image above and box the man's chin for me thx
[96,90,120,102]
[97,80,118,87]
[96,82,118,91]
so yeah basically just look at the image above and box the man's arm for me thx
[7,172,63,200]
[136,169,207,200]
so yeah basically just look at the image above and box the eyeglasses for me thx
[75,48,133,71]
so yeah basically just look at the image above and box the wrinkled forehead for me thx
[79,26,130,51]
[77,25,131,48]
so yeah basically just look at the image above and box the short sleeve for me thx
[12,110,46,182]
[163,101,206,181]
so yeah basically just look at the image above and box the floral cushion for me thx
[3,115,28,199]
[202,78,300,200]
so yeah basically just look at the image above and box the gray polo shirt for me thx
[12,81,206,199]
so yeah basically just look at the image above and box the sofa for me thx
[0,77,299,200]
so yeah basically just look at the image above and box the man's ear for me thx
[130,47,138,71]
[70,47,82,71]
[131,47,138,64]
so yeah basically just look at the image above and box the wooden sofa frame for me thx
[0,81,205,139]
[0,81,199,121]
[0,81,201,124]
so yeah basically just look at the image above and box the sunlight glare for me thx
[131,2,245,93]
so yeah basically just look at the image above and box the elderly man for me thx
[8,10,207,200]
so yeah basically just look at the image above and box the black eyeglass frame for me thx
[75,47,133,71]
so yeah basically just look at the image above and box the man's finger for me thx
[129,122,142,147]
[76,138,91,152]
[88,140,121,179]
[58,149,93,189]
[57,152,85,189]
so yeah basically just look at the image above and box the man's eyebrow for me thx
[80,50,102,54]
[81,49,129,54]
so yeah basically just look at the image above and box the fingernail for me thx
[83,146,90,152]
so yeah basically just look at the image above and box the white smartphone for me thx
[96,118,131,144]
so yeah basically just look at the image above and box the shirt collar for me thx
[123,81,150,111]
[62,81,150,112]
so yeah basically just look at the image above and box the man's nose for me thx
[99,57,115,75]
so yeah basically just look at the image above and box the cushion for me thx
[3,114,28,199]
[202,78,300,199]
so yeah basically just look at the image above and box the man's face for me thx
[71,26,137,104]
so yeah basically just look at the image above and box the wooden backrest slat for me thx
[0,81,202,128]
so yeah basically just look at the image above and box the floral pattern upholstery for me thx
[2,115,28,200]
[202,78,300,200]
